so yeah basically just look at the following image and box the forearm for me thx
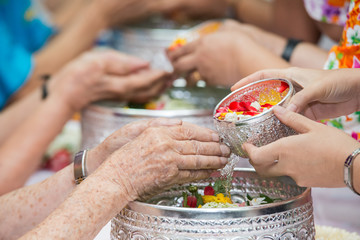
[0,147,106,239]
[232,0,320,43]
[0,94,74,194]
[290,42,328,69]
[354,155,360,194]
[0,166,75,239]
[16,3,107,98]
[51,0,90,28]
[20,166,129,240]
[0,89,42,145]
[233,0,274,30]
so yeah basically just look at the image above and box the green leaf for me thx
[213,179,227,195]
[183,192,189,207]
[259,193,274,203]
[246,194,253,201]
[194,191,204,207]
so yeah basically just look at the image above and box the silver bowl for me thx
[112,17,199,71]
[214,78,297,158]
[111,168,315,239]
[81,86,229,149]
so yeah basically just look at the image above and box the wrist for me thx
[104,152,138,201]
[85,148,105,176]
[281,38,303,62]
[344,147,360,195]
[87,1,110,29]
[352,153,360,193]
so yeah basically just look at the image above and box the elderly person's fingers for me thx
[174,140,230,157]
[169,170,214,185]
[167,122,221,142]
[176,155,228,170]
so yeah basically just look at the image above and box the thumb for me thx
[287,85,322,113]
[273,106,315,134]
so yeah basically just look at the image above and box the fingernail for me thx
[220,157,229,165]
[286,103,298,113]
[212,133,220,142]
[220,144,231,156]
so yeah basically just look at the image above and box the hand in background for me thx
[49,50,172,112]
[243,106,360,188]
[167,31,249,87]
[232,67,360,120]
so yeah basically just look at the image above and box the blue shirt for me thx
[0,0,54,108]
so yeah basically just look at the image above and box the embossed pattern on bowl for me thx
[214,78,297,158]
[111,169,315,240]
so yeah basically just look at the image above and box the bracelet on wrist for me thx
[344,147,360,195]
[41,74,51,100]
[281,38,302,62]
[74,150,88,185]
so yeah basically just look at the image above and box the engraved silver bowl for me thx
[112,17,198,71]
[111,168,315,240]
[214,78,297,158]
[81,86,229,149]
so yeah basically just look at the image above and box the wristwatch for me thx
[74,150,88,185]
[344,148,360,195]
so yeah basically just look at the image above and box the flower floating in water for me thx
[182,180,279,208]
[215,82,289,122]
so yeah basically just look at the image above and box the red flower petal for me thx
[277,82,289,93]
[228,102,240,111]
[261,103,274,108]
[186,196,198,208]
[204,186,215,196]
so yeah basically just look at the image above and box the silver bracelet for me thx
[344,147,360,195]
[74,150,88,185]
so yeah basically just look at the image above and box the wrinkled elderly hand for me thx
[232,67,360,120]
[48,50,172,112]
[86,118,183,174]
[102,122,231,201]
[243,106,360,188]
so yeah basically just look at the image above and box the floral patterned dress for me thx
[321,0,360,141]
[303,0,350,26]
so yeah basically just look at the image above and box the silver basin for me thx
[111,168,315,239]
